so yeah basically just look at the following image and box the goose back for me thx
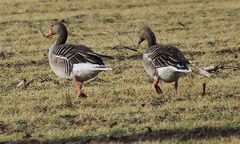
[49,43,105,79]
[144,44,189,68]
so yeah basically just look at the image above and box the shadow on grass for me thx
[5,126,240,144]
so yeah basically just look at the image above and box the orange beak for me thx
[138,37,145,45]
[44,29,55,38]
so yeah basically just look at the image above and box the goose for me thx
[138,26,191,95]
[43,22,112,98]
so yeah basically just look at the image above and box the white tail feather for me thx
[71,63,112,81]
[175,67,192,73]
[73,63,112,72]
[157,66,191,82]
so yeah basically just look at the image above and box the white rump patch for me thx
[73,63,112,72]
[70,63,112,81]
[157,66,191,82]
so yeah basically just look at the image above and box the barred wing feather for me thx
[146,45,189,68]
[53,44,104,65]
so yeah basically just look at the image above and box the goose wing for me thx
[52,44,105,65]
[145,45,189,68]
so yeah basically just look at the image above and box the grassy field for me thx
[0,0,240,143]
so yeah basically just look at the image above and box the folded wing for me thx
[145,45,190,68]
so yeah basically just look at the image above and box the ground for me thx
[0,0,240,143]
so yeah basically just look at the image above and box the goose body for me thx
[48,42,111,81]
[142,45,191,83]
[138,26,191,94]
[44,22,112,98]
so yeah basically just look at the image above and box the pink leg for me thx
[174,81,178,95]
[72,76,87,99]
[153,78,162,94]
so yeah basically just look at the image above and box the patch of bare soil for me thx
[0,51,15,60]
[0,121,7,135]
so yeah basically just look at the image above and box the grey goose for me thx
[43,22,112,98]
[138,26,191,95]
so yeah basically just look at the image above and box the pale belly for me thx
[50,64,70,79]
[157,67,181,83]
[142,54,156,78]
[49,51,70,79]
[70,70,100,82]
[70,63,104,82]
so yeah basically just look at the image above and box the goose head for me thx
[44,22,68,45]
[44,22,67,38]
[138,26,156,47]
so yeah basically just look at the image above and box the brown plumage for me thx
[138,26,191,95]
[145,44,190,68]
[44,22,112,98]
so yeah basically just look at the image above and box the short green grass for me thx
[0,0,239,143]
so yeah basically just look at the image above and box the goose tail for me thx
[73,63,112,72]
[174,64,192,73]
[93,65,112,71]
